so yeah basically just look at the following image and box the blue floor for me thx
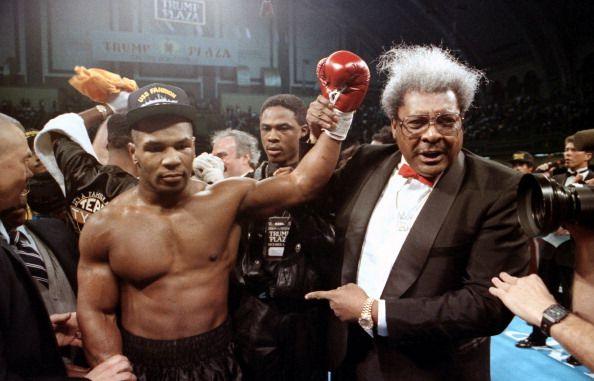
[492,317,593,380]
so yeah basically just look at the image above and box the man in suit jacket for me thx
[1,195,79,316]
[306,45,530,380]
[0,113,135,380]
[516,135,593,365]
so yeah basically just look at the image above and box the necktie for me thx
[398,164,435,187]
[9,229,49,288]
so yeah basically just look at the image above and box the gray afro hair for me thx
[378,44,485,119]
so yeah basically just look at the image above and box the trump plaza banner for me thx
[154,0,206,25]
[91,31,238,67]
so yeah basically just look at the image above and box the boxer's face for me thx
[131,117,196,195]
[260,106,308,167]
[392,90,463,179]
[0,127,33,213]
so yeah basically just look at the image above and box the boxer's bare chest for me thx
[107,195,240,283]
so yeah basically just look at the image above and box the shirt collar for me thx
[569,167,589,176]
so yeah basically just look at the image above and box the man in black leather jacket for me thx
[35,107,138,234]
[232,94,336,381]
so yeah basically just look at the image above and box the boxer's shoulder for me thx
[202,176,257,198]
[87,189,146,227]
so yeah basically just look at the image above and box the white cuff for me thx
[377,299,389,336]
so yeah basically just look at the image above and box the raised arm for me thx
[77,213,122,366]
[240,51,370,218]
[239,117,341,218]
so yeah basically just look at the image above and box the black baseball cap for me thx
[510,151,535,166]
[126,83,199,131]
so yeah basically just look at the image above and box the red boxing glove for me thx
[317,51,370,140]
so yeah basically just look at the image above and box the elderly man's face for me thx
[0,127,33,213]
[212,136,251,178]
[392,90,463,178]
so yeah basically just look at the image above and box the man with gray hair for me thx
[305,45,530,380]
[193,129,260,183]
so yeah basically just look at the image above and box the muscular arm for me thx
[77,214,122,366]
[48,107,111,142]
[239,133,340,218]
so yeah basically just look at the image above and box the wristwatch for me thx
[540,303,569,337]
[95,104,110,120]
[358,297,375,334]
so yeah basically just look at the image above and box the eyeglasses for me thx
[397,112,463,137]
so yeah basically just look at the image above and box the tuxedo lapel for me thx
[341,152,400,284]
[381,151,466,298]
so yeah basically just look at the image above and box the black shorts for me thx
[122,319,242,381]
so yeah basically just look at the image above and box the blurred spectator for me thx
[370,125,395,145]
[510,151,535,174]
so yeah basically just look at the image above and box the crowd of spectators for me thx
[3,90,593,153]
[463,95,594,141]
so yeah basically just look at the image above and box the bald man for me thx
[0,114,135,380]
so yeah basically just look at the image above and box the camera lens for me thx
[517,174,594,237]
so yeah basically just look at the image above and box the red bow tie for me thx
[398,164,435,187]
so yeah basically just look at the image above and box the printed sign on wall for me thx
[154,0,205,26]
[92,31,238,67]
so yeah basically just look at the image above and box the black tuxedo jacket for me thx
[326,145,530,381]
[0,242,68,380]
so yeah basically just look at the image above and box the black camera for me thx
[517,174,594,237]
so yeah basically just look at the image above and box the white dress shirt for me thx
[357,158,435,336]
[565,168,588,186]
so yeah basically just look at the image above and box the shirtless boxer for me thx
[77,73,367,380]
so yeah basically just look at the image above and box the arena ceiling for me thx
[307,0,594,86]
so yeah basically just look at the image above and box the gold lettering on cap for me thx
[137,91,150,103]
[149,87,177,99]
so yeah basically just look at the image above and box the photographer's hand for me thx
[489,272,556,326]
